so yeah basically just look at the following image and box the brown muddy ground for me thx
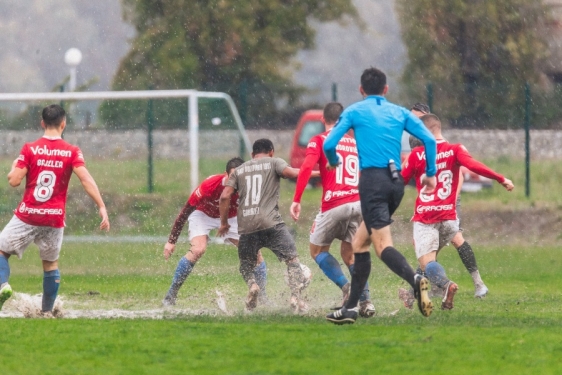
[392,207,562,247]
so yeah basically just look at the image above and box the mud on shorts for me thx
[359,167,405,233]
[188,210,239,243]
[0,215,64,262]
[238,223,298,275]
[413,219,460,259]
[309,201,362,246]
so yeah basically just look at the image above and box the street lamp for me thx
[64,48,82,91]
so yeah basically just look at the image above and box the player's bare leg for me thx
[0,250,13,311]
[163,235,207,306]
[451,232,487,298]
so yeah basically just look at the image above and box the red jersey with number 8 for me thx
[14,137,85,227]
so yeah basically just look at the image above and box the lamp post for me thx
[64,48,82,92]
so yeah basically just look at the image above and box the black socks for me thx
[380,246,416,289]
[344,252,371,309]
[456,241,478,273]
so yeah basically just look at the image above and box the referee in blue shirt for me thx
[325,68,438,324]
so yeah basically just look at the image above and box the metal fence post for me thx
[147,97,154,194]
[426,83,434,112]
[239,80,247,158]
[524,82,531,198]
[332,83,338,102]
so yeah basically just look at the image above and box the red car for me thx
[289,110,324,169]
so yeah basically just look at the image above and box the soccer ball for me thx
[284,263,312,289]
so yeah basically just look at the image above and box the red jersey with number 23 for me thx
[294,130,359,212]
[402,139,505,224]
[14,137,85,228]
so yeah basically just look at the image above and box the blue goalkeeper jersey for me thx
[323,96,437,177]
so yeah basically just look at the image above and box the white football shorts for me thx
[188,210,239,242]
[309,201,362,246]
[0,215,64,262]
[413,220,460,259]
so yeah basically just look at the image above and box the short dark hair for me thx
[411,103,430,114]
[360,68,387,95]
[252,138,274,155]
[409,135,423,149]
[323,102,343,124]
[226,157,244,173]
[42,104,66,128]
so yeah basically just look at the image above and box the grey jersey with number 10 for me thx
[226,156,288,234]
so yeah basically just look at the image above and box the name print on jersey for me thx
[37,160,63,168]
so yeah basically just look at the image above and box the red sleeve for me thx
[72,146,86,168]
[401,150,418,185]
[15,144,30,170]
[293,137,321,203]
[168,200,195,244]
[456,145,505,183]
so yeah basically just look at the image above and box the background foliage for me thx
[396,0,552,128]
[99,0,356,129]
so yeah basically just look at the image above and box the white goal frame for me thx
[0,90,252,192]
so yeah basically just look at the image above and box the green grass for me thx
[2,241,562,374]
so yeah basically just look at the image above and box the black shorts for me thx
[238,223,298,265]
[359,167,405,233]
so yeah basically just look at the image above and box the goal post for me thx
[0,90,252,193]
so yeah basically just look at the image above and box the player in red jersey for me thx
[290,102,374,317]
[0,104,110,316]
[162,157,268,306]
[408,104,491,298]
[401,114,513,310]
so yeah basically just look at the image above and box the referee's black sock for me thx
[344,252,371,310]
[380,246,416,289]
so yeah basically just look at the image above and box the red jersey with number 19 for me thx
[402,139,505,224]
[294,130,359,212]
[14,137,85,228]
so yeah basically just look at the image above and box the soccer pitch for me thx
[0,157,561,374]
[1,241,561,374]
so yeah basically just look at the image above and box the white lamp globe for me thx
[64,48,82,67]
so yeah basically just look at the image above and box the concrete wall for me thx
[0,129,560,160]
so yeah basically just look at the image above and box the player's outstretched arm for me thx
[291,152,320,221]
[73,166,110,231]
[501,178,515,192]
[290,202,301,221]
[164,201,196,260]
[281,167,300,180]
[456,146,514,191]
[218,186,235,236]
[7,158,27,187]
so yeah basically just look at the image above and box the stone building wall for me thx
[0,129,560,160]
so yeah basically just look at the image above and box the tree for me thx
[396,0,549,127]
[100,0,356,129]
